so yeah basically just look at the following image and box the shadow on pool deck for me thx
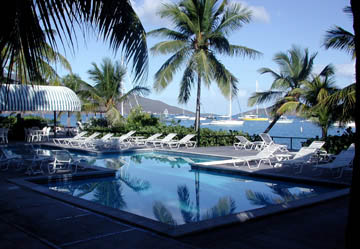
[0,144,351,249]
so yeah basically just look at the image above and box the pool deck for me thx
[0,143,352,248]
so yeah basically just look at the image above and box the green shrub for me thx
[302,127,355,154]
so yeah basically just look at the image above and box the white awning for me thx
[0,85,81,112]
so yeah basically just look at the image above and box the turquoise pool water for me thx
[46,151,334,226]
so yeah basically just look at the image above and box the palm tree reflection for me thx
[152,185,236,225]
[245,183,314,206]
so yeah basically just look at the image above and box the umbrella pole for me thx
[54,111,57,138]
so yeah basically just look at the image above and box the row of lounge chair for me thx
[200,140,354,179]
[53,131,197,150]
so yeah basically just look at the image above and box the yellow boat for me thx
[241,114,268,121]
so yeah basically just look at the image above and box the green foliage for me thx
[0,116,16,128]
[302,128,355,154]
[126,107,160,130]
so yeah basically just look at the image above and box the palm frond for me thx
[323,26,355,59]
[150,40,187,56]
[248,91,283,106]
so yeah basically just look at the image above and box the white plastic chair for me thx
[314,144,355,178]
[135,133,162,146]
[161,134,196,149]
[233,136,263,150]
[259,133,288,152]
[148,133,177,148]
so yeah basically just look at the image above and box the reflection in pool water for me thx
[48,151,333,226]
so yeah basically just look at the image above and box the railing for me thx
[270,136,311,150]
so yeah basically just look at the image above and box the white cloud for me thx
[132,0,173,28]
[335,63,355,79]
[237,1,271,23]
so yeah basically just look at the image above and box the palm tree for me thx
[248,46,316,133]
[1,0,148,85]
[87,58,150,126]
[323,6,355,59]
[60,74,97,125]
[300,65,338,138]
[2,39,72,85]
[148,0,261,137]
[323,6,356,126]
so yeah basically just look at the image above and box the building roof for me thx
[0,84,81,112]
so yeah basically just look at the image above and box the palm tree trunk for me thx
[321,127,327,139]
[195,74,201,145]
[264,114,281,133]
[347,1,359,248]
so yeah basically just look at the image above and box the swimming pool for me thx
[46,151,335,226]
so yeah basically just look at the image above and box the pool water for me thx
[47,151,334,226]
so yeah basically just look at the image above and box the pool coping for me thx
[9,162,350,238]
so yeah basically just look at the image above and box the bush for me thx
[302,127,355,154]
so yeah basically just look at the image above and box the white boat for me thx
[188,116,207,121]
[241,114,268,121]
[174,115,190,120]
[269,116,293,124]
[205,87,244,126]
[206,119,244,126]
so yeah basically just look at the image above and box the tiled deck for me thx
[0,142,352,248]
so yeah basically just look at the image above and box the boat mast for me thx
[256,80,259,116]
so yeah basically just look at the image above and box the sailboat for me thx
[206,87,244,126]
[241,81,268,121]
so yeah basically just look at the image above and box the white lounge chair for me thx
[232,144,283,169]
[161,134,196,149]
[147,133,177,148]
[106,131,136,149]
[197,144,282,169]
[259,133,288,152]
[68,132,101,147]
[80,133,114,148]
[313,144,355,178]
[134,133,162,146]
[272,146,320,172]
[53,131,88,145]
[233,136,263,150]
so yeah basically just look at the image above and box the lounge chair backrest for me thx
[179,134,195,143]
[85,132,100,140]
[293,147,317,160]
[146,133,162,141]
[162,133,177,142]
[308,141,325,150]
[117,131,136,141]
[74,131,87,139]
[256,144,280,157]
[100,133,114,141]
[332,149,354,166]
[259,133,273,145]
[235,136,249,143]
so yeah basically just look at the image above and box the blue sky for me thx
[57,0,355,115]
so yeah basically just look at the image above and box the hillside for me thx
[120,95,194,115]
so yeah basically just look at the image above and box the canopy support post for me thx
[54,111,57,138]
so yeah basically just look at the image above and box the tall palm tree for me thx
[323,6,355,59]
[87,58,150,126]
[1,0,148,84]
[148,0,261,136]
[248,46,316,133]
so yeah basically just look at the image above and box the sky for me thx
[57,0,355,115]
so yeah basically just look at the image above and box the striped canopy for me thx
[0,85,81,112]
